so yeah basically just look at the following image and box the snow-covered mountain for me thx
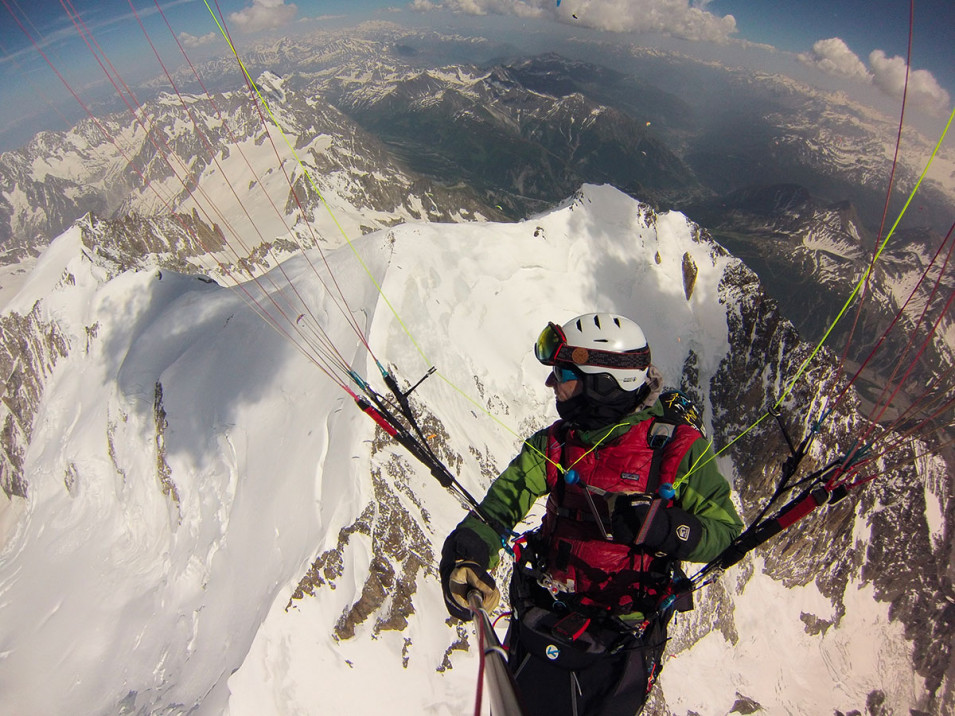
[4,31,953,400]
[6,25,954,258]
[1,21,952,715]
[689,183,955,388]
[0,184,950,715]
[0,67,497,265]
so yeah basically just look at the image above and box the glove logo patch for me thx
[676,525,691,542]
[545,644,560,660]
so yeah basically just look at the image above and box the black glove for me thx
[611,497,703,559]
[439,527,500,621]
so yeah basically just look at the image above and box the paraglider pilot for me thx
[440,313,743,715]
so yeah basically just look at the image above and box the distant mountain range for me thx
[4,23,954,250]
[2,24,951,403]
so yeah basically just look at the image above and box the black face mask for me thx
[555,379,646,430]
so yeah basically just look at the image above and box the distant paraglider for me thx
[556,0,578,19]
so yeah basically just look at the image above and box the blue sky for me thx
[713,0,954,93]
[0,0,952,151]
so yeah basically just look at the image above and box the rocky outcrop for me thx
[707,251,954,714]
[0,305,70,497]
[80,211,226,276]
[288,396,452,644]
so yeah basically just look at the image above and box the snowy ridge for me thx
[1,184,946,714]
[0,63,493,273]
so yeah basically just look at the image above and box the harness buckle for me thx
[648,421,676,449]
[537,572,575,597]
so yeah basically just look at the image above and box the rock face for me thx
[81,211,226,275]
[683,237,954,714]
[0,306,69,497]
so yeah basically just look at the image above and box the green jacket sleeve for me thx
[459,430,551,569]
[674,437,744,563]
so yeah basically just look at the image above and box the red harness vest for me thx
[538,417,701,612]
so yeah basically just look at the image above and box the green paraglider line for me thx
[776,102,954,413]
[675,104,955,488]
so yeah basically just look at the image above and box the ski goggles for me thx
[534,322,651,370]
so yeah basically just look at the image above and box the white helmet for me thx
[536,312,651,392]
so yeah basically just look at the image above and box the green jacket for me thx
[461,400,744,570]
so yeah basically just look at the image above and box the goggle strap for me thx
[554,344,651,370]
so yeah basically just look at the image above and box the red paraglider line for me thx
[837,0,914,373]
[0,0,355,391]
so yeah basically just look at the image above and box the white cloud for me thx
[178,31,218,49]
[797,38,950,115]
[414,0,738,43]
[869,50,951,115]
[798,38,870,81]
[228,0,298,33]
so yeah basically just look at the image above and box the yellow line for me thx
[198,4,954,491]
[774,104,955,410]
[200,0,430,365]
[682,106,954,483]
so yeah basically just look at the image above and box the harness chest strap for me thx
[634,421,677,546]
